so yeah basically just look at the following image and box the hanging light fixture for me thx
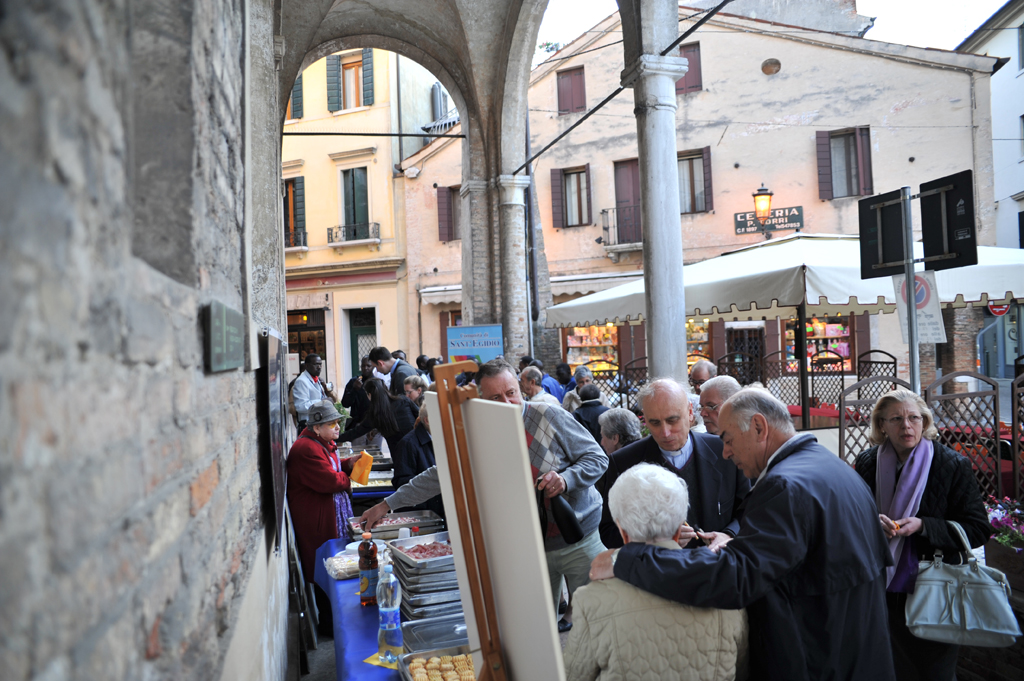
[752,183,774,224]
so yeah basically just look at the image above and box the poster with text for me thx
[446,324,504,365]
[893,271,947,344]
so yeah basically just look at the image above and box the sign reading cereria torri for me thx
[734,206,804,234]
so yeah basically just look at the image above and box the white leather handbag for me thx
[905,520,1022,647]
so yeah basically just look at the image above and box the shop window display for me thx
[785,315,854,373]
[565,325,618,371]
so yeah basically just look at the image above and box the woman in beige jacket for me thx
[563,463,748,681]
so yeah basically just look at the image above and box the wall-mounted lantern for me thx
[753,184,773,224]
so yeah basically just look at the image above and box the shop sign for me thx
[446,324,504,364]
[988,302,1010,316]
[734,206,803,234]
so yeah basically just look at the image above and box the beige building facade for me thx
[400,6,999,381]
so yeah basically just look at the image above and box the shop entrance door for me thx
[287,309,327,376]
[348,308,377,376]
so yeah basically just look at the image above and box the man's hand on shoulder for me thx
[589,549,618,581]
[698,531,733,554]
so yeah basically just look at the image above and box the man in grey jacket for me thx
[360,358,609,613]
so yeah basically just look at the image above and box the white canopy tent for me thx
[546,233,1024,328]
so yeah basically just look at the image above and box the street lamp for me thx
[752,184,773,224]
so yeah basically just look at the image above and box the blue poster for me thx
[446,324,504,364]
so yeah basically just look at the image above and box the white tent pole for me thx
[901,187,920,393]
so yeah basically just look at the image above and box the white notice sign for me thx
[893,272,947,344]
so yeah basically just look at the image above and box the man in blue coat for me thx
[589,389,895,681]
[597,378,748,551]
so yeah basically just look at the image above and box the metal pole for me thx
[797,303,810,431]
[901,186,920,393]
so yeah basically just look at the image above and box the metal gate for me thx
[621,356,649,412]
[1013,372,1024,499]
[856,350,897,401]
[581,360,623,409]
[810,350,844,408]
[925,372,1002,499]
[762,350,799,407]
[838,376,912,466]
[716,351,763,387]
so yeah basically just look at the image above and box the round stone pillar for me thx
[497,174,532,360]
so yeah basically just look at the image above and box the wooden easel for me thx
[432,362,508,681]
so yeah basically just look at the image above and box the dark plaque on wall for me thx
[205,300,245,372]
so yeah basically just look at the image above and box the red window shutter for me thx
[816,131,833,200]
[677,44,702,93]
[436,186,452,241]
[856,127,873,195]
[439,311,450,358]
[584,163,592,224]
[701,146,713,212]
[550,168,565,229]
[572,68,586,112]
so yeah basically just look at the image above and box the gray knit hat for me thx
[307,400,343,425]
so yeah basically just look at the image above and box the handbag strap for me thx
[945,520,973,554]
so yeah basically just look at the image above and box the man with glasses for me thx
[698,375,741,436]
[688,359,717,394]
[293,354,331,430]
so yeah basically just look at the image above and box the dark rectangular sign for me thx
[858,188,905,280]
[734,206,803,234]
[920,169,977,271]
[205,300,245,372]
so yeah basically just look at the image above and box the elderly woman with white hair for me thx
[563,463,748,681]
[562,365,609,413]
[854,389,989,681]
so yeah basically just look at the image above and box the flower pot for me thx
[986,540,1024,593]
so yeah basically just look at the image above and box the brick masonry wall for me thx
[937,307,986,393]
[0,1,280,680]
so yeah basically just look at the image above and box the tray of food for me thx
[400,599,464,621]
[347,511,443,536]
[388,532,454,570]
[401,614,469,653]
[398,645,475,681]
[392,564,458,587]
[350,478,394,489]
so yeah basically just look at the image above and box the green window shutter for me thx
[291,74,303,119]
[326,55,341,112]
[361,48,374,106]
[294,177,305,231]
[342,168,368,224]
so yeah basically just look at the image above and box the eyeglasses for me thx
[689,378,707,389]
[885,415,923,426]
[699,402,720,413]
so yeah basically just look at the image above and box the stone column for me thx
[497,174,532,360]
[460,180,492,326]
[621,54,689,381]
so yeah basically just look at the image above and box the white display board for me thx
[424,393,565,681]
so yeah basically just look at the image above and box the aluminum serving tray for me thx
[347,511,443,537]
[388,531,453,570]
[392,564,457,587]
[398,644,473,681]
[404,580,460,595]
[405,588,461,607]
[400,599,464,620]
[401,614,468,653]
[390,557,456,577]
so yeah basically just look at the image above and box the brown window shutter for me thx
[856,127,873,195]
[557,71,572,114]
[677,44,702,93]
[572,68,586,112]
[439,311,450,358]
[550,168,564,229]
[436,186,452,241]
[701,146,713,212]
[816,131,833,200]
[584,163,593,224]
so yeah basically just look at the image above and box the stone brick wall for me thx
[937,307,986,393]
[0,1,285,680]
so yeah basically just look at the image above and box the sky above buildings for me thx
[534,0,1009,65]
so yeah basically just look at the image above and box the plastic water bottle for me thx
[377,565,403,663]
[358,532,378,606]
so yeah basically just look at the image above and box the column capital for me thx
[496,174,531,206]
[459,180,488,198]
[620,54,688,89]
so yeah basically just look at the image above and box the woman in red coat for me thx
[286,400,360,583]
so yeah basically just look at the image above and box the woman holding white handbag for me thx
[855,389,991,681]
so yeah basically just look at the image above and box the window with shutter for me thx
[326,55,341,112]
[561,167,591,226]
[556,67,586,114]
[341,167,368,235]
[701,146,714,212]
[677,151,707,214]
[361,48,374,106]
[342,61,362,109]
[550,168,564,229]
[437,186,452,241]
[820,127,873,199]
[283,177,306,247]
[288,74,303,119]
[676,44,702,94]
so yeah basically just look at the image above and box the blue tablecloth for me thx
[314,538,401,681]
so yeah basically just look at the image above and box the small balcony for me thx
[600,206,643,263]
[284,229,308,257]
[327,222,381,254]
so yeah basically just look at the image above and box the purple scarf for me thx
[330,452,354,543]
[876,438,933,592]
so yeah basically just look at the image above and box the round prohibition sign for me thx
[900,275,930,310]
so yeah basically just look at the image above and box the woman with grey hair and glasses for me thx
[597,408,642,455]
[563,365,609,413]
[854,388,989,681]
[563,463,748,681]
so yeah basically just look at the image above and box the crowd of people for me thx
[285,349,992,680]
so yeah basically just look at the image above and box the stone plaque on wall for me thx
[205,300,245,372]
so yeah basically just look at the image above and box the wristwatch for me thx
[610,548,621,570]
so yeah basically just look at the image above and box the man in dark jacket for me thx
[369,346,418,397]
[589,388,896,681]
[597,378,749,551]
[573,384,609,444]
[340,356,373,428]
[391,409,444,520]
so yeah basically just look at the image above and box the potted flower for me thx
[985,496,1024,592]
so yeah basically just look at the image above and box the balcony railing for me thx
[601,205,642,246]
[328,222,380,244]
[284,230,308,248]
